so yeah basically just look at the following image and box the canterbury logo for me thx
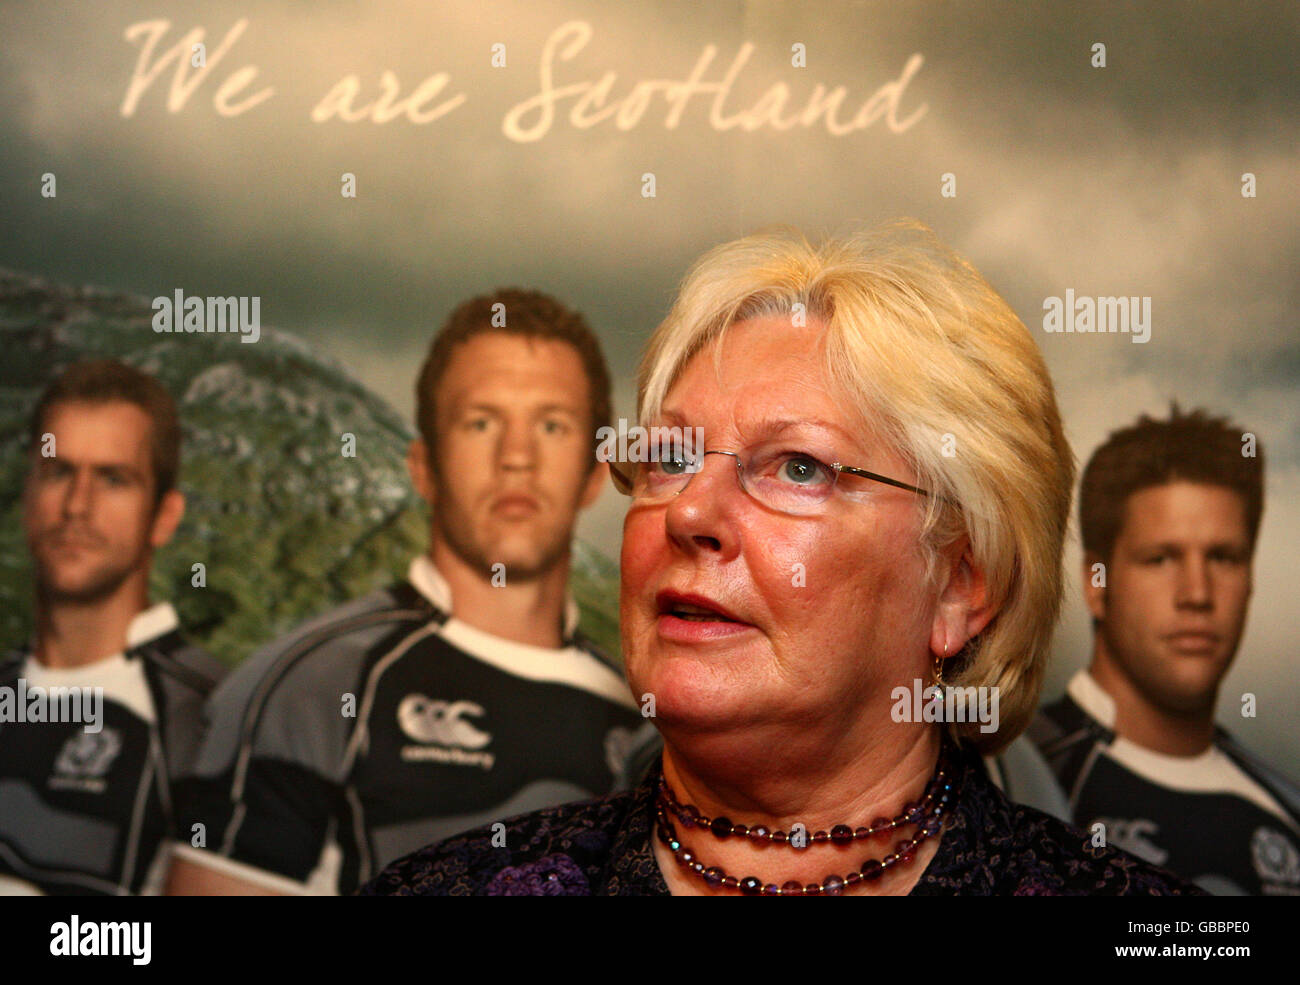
[397,695,492,749]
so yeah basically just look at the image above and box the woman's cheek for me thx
[748,526,828,616]
[619,510,661,670]
[620,511,659,595]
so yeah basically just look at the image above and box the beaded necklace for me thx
[654,742,958,896]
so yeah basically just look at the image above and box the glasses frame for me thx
[608,446,934,514]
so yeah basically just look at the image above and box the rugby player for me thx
[0,359,225,894]
[167,289,647,895]
[1029,405,1300,894]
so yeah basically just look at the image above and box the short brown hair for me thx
[29,359,181,506]
[415,288,612,464]
[1080,403,1264,563]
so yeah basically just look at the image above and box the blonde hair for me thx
[637,221,1074,754]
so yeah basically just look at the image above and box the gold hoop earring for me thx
[933,642,949,687]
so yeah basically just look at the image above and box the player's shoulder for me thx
[191,583,441,773]
[136,628,228,697]
[209,583,438,717]
[568,628,616,669]
[939,749,1204,896]
[1029,690,1092,742]
[1027,689,1111,769]
[1214,728,1300,820]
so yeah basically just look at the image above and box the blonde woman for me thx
[363,223,1201,896]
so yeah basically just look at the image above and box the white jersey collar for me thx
[20,602,175,724]
[127,602,180,648]
[407,556,632,709]
[408,555,580,640]
[1067,668,1118,730]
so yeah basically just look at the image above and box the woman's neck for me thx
[652,727,947,896]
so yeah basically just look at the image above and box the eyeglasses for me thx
[608,441,933,516]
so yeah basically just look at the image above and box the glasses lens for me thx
[609,460,635,496]
[610,434,703,501]
[743,445,838,514]
[636,447,698,499]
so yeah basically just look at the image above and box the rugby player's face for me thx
[425,334,602,580]
[23,401,169,604]
[1088,482,1253,715]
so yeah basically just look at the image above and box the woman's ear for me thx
[929,539,995,657]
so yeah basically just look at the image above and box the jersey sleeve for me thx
[176,597,400,889]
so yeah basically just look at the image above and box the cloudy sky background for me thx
[1,0,1296,765]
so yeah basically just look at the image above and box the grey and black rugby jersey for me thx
[0,603,227,895]
[176,557,648,895]
[1029,669,1300,896]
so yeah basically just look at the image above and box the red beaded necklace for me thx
[654,744,958,896]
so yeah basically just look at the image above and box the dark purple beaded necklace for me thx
[654,744,958,896]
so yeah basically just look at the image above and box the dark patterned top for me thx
[359,739,1206,896]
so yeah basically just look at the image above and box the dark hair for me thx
[29,359,181,506]
[1079,402,1264,563]
[415,288,612,464]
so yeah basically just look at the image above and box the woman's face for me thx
[621,316,941,750]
